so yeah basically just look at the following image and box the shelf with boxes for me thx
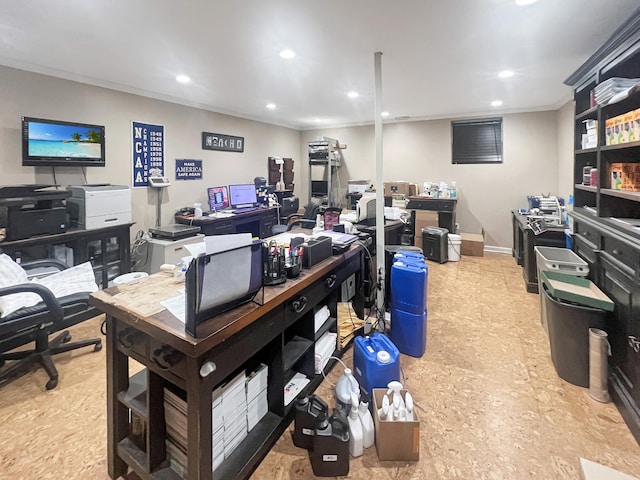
[565,7,640,444]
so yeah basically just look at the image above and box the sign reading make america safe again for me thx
[201,131,244,152]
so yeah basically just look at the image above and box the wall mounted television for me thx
[22,117,106,167]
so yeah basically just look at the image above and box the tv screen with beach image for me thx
[27,121,102,158]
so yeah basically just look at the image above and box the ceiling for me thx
[0,1,637,130]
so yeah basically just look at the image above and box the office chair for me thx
[0,259,102,390]
[272,202,320,235]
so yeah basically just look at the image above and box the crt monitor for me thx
[229,184,258,209]
[207,186,230,211]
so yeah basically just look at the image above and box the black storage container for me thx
[542,283,608,387]
[421,227,448,263]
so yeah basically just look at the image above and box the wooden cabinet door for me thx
[600,252,640,401]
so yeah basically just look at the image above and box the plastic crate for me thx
[534,246,589,336]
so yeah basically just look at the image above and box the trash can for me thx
[540,270,613,388]
[534,246,588,335]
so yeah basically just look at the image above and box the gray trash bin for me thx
[534,246,588,335]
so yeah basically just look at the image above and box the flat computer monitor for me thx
[207,186,230,211]
[229,184,258,209]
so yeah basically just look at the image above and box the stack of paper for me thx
[246,364,269,431]
[164,388,187,475]
[594,77,640,105]
[315,331,337,374]
[222,371,248,459]
[314,305,331,333]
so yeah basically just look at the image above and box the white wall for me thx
[1,65,568,249]
[556,100,575,203]
[303,111,561,248]
[0,66,301,236]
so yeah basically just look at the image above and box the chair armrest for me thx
[288,219,316,231]
[0,283,64,321]
[285,213,304,224]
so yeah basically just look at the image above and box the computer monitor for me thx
[207,186,230,211]
[229,184,258,209]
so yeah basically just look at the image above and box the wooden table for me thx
[91,244,363,480]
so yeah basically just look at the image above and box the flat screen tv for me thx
[22,117,106,167]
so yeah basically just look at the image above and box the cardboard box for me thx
[414,210,439,234]
[611,162,623,190]
[605,117,614,146]
[413,235,422,250]
[622,112,635,143]
[634,108,640,142]
[384,181,418,197]
[460,230,484,257]
[372,389,419,461]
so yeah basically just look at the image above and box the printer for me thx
[67,185,131,230]
[0,184,70,240]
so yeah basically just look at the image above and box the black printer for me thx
[0,184,70,241]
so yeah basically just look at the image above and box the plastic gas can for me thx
[391,261,428,314]
[309,410,350,477]
[390,307,427,357]
[293,394,328,450]
[353,333,401,398]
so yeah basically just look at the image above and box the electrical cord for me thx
[130,229,150,271]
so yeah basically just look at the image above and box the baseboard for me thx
[484,245,511,255]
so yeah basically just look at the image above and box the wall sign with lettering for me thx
[132,121,165,187]
[175,159,203,180]
[202,131,244,152]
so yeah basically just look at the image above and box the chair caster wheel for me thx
[94,343,103,352]
[62,332,72,343]
[46,377,58,390]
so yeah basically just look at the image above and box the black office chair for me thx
[272,202,320,235]
[0,259,102,390]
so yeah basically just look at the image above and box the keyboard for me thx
[232,206,259,214]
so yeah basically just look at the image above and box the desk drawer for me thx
[115,322,149,359]
[573,221,601,248]
[602,235,639,277]
[573,234,599,283]
[211,220,235,235]
[202,305,283,387]
[439,201,454,212]
[149,339,187,380]
[285,271,340,328]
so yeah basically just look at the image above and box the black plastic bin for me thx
[541,283,607,387]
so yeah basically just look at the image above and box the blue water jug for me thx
[353,333,401,398]
[390,307,427,357]
[391,261,428,314]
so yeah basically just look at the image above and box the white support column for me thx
[374,51,385,321]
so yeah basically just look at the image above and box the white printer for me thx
[67,185,132,230]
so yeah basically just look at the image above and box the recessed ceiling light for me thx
[491,100,503,107]
[498,70,514,79]
[381,111,390,117]
[266,103,276,110]
[279,49,295,59]
[176,74,191,84]
[347,91,359,98]
[515,0,538,5]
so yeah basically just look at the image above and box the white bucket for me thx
[113,271,148,285]
[448,234,461,262]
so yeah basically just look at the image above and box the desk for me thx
[90,245,362,480]
[406,197,457,234]
[175,208,278,238]
[511,211,566,293]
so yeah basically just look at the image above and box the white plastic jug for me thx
[335,368,360,415]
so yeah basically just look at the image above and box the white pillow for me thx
[0,259,98,318]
